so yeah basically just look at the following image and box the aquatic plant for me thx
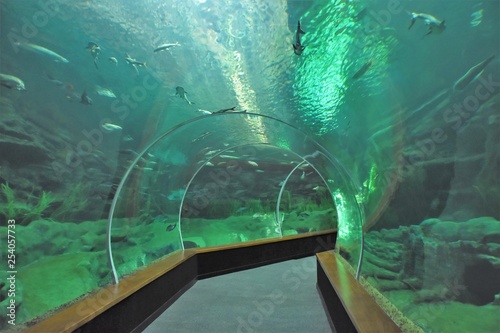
[245,199,265,213]
[26,191,56,222]
[0,183,55,225]
[1,183,16,218]
[51,183,88,221]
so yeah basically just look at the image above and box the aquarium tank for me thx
[0,0,499,332]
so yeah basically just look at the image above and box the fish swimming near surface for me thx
[101,123,123,131]
[408,12,446,35]
[109,57,118,65]
[293,20,305,55]
[352,60,373,79]
[0,73,26,90]
[175,86,195,105]
[15,41,69,63]
[166,224,176,232]
[453,54,495,91]
[85,42,101,69]
[80,91,92,105]
[153,42,180,53]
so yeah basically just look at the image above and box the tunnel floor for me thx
[143,256,334,333]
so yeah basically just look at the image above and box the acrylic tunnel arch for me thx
[179,143,337,243]
[107,112,365,284]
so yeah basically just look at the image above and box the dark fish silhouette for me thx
[175,86,195,105]
[352,60,373,79]
[212,106,237,114]
[166,224,176,232]
[293,21,305,55]
[85,42,101,69]
[355,8,368,21]
[80,90,92,105]
[453,54,495,91]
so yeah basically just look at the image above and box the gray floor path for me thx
[143,256,334,333]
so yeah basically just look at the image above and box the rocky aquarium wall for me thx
[1,0,499,332]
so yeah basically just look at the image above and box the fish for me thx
[101,123,123,131]
[125,54,146,74]
[153,42,180,53]
[292,20,305,55]
[80,91,93,105]
[15,41,69,63]
[355,8,368,21]
[85,42,101,69]
[352,60,373,79]
[95,85,116,98]
[122,135,134,142]
[453,54,495,91]
[175,86,195,105]
[166,224,176,232]
[408,12,445,35]
[109,57,118,65]
[85,42,99,50]
[212,106,237,114]
[335,26,347,36]
[197,108,213,115]
[191,132,212,143]
[45,73,64,87]
[0,73,26,90]
[470,9,483,27]
[94,182,119,200]
[247,161,258,167]
[125,54,146,67]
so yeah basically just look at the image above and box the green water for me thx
[0,0,499,331]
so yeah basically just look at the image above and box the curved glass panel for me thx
[2,1,497,331]
[108,113,362,281]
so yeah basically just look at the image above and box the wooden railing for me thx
[316,251,402,333]
[25,230,336,333]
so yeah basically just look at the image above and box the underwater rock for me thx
[183,237,205,249]
[365,217,500,306]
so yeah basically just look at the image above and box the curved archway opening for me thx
[107,113,364,283]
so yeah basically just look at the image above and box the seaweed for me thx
[0,183,55,225]
[51,183,88,221]
[1,182,16,218]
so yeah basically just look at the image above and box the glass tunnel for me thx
[0,0,499,332]
[107,113,363,283]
